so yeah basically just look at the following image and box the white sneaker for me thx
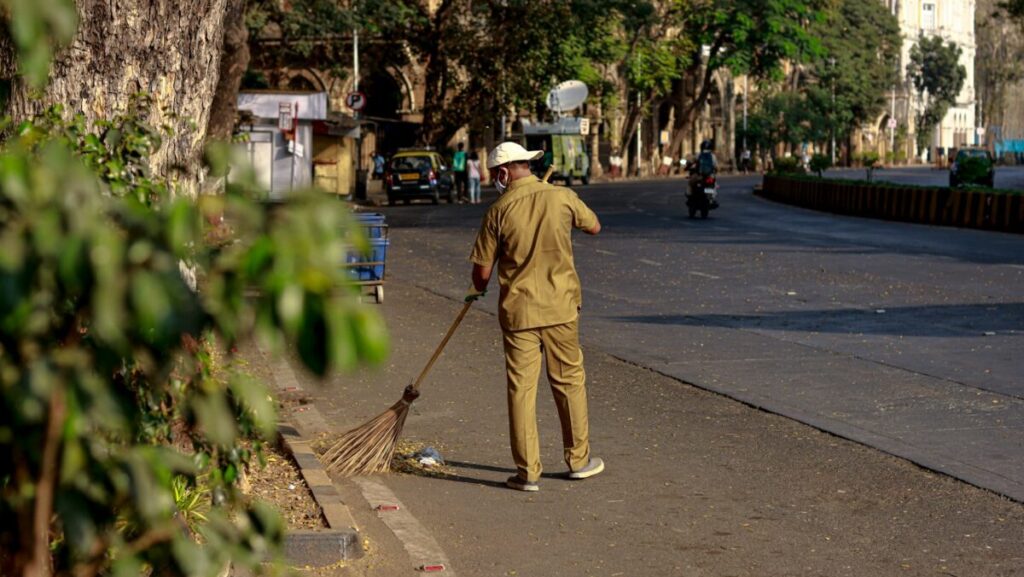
[568,457,605,480]
[506,475,539,492]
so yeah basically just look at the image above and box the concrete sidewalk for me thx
[272,279,1024,577]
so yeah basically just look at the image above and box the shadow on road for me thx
[613,302,1024,337]
[431,460,571,488]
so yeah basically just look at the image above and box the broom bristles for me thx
[323,398,412,476]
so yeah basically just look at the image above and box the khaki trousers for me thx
[502,320,591,482]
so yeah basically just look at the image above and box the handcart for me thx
[345,212,389,303]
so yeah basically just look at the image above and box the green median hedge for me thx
[758,175,1024,233]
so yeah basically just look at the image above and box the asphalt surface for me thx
[292,173,1024,576]
[361,173,1024,501]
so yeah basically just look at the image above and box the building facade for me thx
[884,0,978,160]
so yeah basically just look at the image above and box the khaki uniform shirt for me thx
[470,176,598,331]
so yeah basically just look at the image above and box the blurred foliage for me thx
[1,2,389,575]
[955,155,994,187]
[1,0,77,87]
[807,0,901,139]
[742,91,824,154]
[0,101,388,576]
[742,0,900,162]
[809,153,831,177]
[770,156,804,175]
[858,150,881,181]
[1001,0,1024,19]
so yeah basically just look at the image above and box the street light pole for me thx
[353,26,365,200]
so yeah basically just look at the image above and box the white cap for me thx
[487,141,543,169]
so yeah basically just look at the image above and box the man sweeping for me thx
[467,141,604,492]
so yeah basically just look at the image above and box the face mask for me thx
[494,167,510,194]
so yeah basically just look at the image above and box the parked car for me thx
[384,150,455,205]
[949,147,995,188]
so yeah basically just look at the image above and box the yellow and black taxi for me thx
[384,149,455,205]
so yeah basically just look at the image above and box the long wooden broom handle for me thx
[410,300,474,392]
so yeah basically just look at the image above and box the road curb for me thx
[263,351,364,566]
[277,424,363,564]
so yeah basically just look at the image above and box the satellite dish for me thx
[546,80,589,113]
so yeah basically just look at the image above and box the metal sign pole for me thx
[353,27,365,200]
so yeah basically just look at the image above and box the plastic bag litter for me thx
[414,447,444,467]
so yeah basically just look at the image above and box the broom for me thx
[323,165,555,477]
[323,300,474,475]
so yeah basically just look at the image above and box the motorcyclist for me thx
[689,139,718,193]
[684,139,721,219]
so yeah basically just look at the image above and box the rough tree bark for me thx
[3,0,232,197]
[589,95,602,179]
[206,0,249,143]
[665,36,728,161]
[417,0,457,147]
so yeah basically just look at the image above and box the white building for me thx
[883,0,978,159]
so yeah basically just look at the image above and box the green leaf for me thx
[229,373,277,439]
[167,198,200,258]
[192,393,237,448]
[296,295,328,376]
[171,534,209,575]
[351,305,389,366]
[130,270,172,341]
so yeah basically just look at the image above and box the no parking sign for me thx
[346,92,367,112]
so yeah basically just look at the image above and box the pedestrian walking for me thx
[372,151,385,180]
[609,149,622,178]
[467,141,604,492]
[452,143,468,202]
[740,148,751,173]
[467,151,482,204]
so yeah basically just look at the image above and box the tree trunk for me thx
[206,0,249,144]
[721,73,736,170]
[4,0,231,198]
[589,96,603,179]
[417,0,456,147]
[666,47,718,159]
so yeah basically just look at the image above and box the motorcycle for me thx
[686,173,719,219]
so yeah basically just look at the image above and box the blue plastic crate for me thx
[353,212,387,239]
[345,238,388,281]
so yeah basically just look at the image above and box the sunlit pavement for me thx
[371,174,1024,501]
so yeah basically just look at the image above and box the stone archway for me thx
[359,70,404,120]
[389,65,417,114]
[285,69,327,92]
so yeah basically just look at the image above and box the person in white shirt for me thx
[467,151,482,204]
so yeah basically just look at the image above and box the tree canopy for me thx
[907,34,967,151]
[741,0,900,160]
[808,0,901,133]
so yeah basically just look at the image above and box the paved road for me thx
[368,174,1024,501]
[829,164,1024,190]
[300,177,1024,576]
